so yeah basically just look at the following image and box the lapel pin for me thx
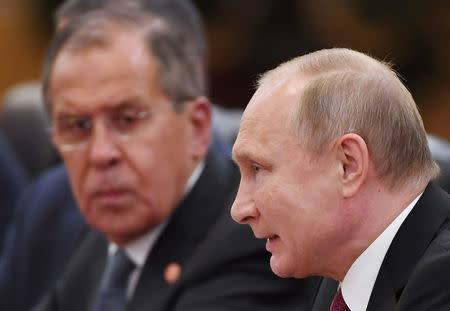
[164,262,181,284]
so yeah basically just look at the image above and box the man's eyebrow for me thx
[231,146,245,164]
[231,147,238,163]
[110,96,145,109]
[232,146,261,165]
[231,151,240,164]
[231,141,247,163]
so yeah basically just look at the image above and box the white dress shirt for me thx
[107,161,205,298]
[341,192,423,311]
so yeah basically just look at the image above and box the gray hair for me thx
[54,0,206,67]
[258,48,438,190]
[54,0,115,23]
[43,4,206,112]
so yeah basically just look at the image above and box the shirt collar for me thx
[183,160,204,199]
[341,192,423,311]
[108,161,205,266]
[108,219,168,267]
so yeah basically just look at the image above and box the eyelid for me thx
[114,107,152,117]
[57,115,91,125]
[250,162,264,173]
[55,113,89,121]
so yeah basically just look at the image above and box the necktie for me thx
[330,287,350,311]
[93,249,136,311]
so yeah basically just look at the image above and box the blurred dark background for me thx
[0,0,449,139]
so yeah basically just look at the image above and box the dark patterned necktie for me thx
[330,287,350,311]
[93,249,136,311]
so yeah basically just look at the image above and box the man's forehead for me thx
[242,81,299,126]
[51,28,155,88]
[240,74,311,136]
[49,28,166,115]
[56,26,147,64]
[233,84,299,161]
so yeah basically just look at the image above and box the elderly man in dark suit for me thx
[9,2,318,311]
[231,48,450,311]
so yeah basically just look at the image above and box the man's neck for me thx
[332,178,429,281]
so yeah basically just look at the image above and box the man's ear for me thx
[185,96,211,161]
[336,133,369,198]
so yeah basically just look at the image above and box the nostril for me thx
[231,195,259,225]
[231,206,254,225]
[240,215,253,224]
[109,158,119,167]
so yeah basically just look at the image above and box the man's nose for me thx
[231,181,259,225]
[88,120,122,168]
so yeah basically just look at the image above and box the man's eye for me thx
[113,112,140,130]
[74,118,91,130]
[252,165,262,174]
[120,114,138,124]
[58,117,91,132]
[54,116,92,144]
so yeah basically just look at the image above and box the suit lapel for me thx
[58,228,108,311]
[367,182,450,311]
[129,151,238,311]
[311,277,339,311]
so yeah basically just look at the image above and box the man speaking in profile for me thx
[231,48,450,310]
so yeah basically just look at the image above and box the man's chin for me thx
[269,255,294,278]
[85,214,141,243]
[101,225,146,245]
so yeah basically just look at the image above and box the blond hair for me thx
[258,48,438,189]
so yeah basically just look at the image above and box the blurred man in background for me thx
[231,48,450,311]
[0,1,318,311]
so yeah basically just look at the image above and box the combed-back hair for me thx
[55,0,114,23]
[54,0,206,62]
[43,4,205,112]
[258,48,438,190]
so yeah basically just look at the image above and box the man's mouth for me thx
[91,188,133,205]
[267,234,279,241]
[265,234,280,252]
[254,231,277,240]
[267,234,279,242]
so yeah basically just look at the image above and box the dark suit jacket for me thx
[32,151,319,311]
[312,182,450,311]
[0,133,27,251]
[0,165,86,311]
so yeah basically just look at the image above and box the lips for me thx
[90,187,133,205]
[265,235,280,252]
[267,234,279,241]
[254,231,278,240]
[94,188,128,196]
